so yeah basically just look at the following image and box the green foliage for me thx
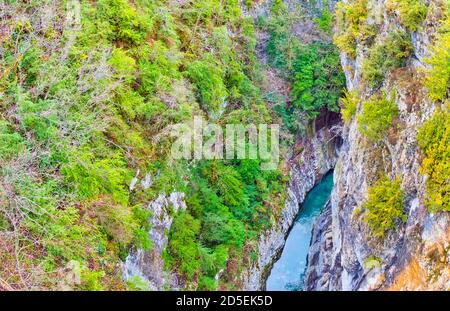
[364,256,382,269]
[109,48,136,82]
[0,120,24,160]
[357,92,399,142]
[138,41,182,95]
[266,3,345,119]
[199,244,228,280]
[96,0,150,45]
[166,158,285,284]
[198,276,218,290]
[340,89,359,124]
[61,149,132,205]
[417,104,450,212]
[362,31,412,87]
[387,0,428,31]
[266,0,298,71]
[80,268,105,291]
[314,7,332,32]
[362,176,406,238]
[127,275,150,291]
[423,16,450,101]
[333,0,369,58]
[0,0,288,290]
[18,96,58,141]
[20,46,42,86]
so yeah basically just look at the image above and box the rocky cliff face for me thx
[123,192,187,290]
[242,125,339,290]
[305,0,450,291]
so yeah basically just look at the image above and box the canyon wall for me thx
[305,0,450,290]
[242,126,339,290]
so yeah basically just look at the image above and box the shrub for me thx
[198,276,217,290]
[167,212,201,279]
[266,2,345,119]
[333,0,369,58]
[417,103,450,212]
[266,0,300,71]
[423,16,450,101]
[127,276,150,291]
[96,0,149,45]
[199,244,228,277]
[364,256,382,269]
[387,0,428,31]
[363,176,406,238]
[340,89,359,124]
[362,31,412,87]
[92,196,136,245]
[18,97,58,141]
[61,149,132,205]
[108,48,136,82]
[357,92,399,142]
[186,58,228,117]
[138,41,182,95]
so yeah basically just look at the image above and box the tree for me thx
[168,212,201,279]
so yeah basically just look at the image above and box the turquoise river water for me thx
[266,171,334,291]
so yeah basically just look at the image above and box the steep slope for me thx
[305,0,450,290]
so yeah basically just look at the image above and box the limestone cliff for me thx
[305,0,450,291]
[242,126,339,290]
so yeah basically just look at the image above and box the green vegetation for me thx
[186,58,228,118]
[357,92,399,142]
[291,43,345,118]
[266,0,345,121]
[387,0,428,31]
[164,160,285,287]
[364,256,382,269]
[314,7,333,33]
[417,104,450,212]
[4,0,446,293]
[266,0,299,73]
[362,176,406,238]
[0,0,288,290]
[417,14,450,213]
[0,120,24,160]
[340,89,359,124]
[423,16,450,101]
[362,31,412,87]
[333,0,369,58]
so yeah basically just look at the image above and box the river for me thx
[265,171,334,291]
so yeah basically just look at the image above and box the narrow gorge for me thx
[0,0,448,292]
